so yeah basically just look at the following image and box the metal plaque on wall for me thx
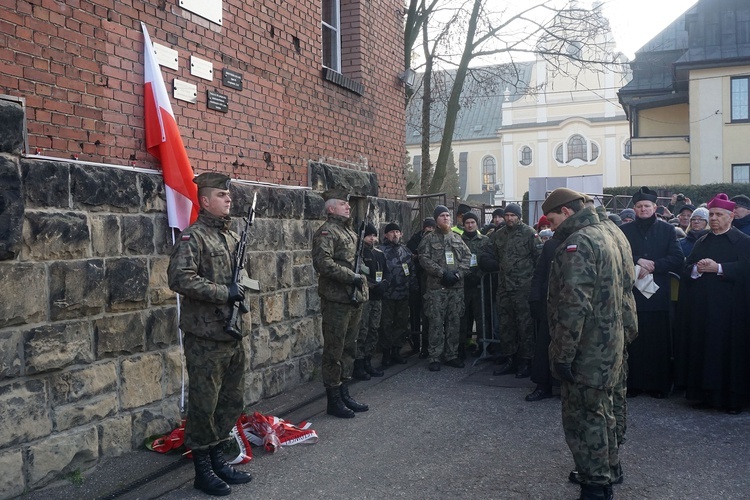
[207,90,229,113]
[222,69,243,91]
[179,0,222,25]
[173,79,198,103]
[190,56,213,81]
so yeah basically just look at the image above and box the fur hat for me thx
[707,193,735,212]
[619,208,636,222]
[384,222,401,234]
[631,186,658,204]
[541,188,584,215]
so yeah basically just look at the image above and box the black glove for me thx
[227,283,245,303]
[554,362,575,383]
[529,301,543,321]
[352,275,364,287]
[440,270,459,286]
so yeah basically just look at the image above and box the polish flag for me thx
[142,23,199,230]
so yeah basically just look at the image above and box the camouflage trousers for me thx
[460,286,487,346]
[321,297,363,388]
[183,334,246,451]
[356,299,382,359]
[613,356,628,446]
[496,289,534,360]
[424,288,465,363]
[380,298,410,349]
[561,381,618,486]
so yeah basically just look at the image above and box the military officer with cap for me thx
[168,172,253,496]
[311,188,370,418]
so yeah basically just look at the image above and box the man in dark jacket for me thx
[731,194,750,236]
[459,212,488,360]
[619,187,684,398]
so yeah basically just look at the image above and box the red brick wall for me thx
[0,0,407,199]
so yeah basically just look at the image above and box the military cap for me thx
[462,211,479,224]
[730,194,750,210]
[194,172,231,190]
[434,205,450,219]
[384,222,401,234]
[631,186,658,204]
[422,217,436,228]
[504,203,522,217]
[321,188,350,202]
[541,188,584,215]
[582,193,594,203]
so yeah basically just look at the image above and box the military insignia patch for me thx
[566,244,577,252]
[181,235,191,241]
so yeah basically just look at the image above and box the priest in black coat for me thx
[620,187,684,398]
[676,193,750,414]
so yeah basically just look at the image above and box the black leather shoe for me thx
[525,387,553,402]
[444,358,465,368]
[493,359,516,376]
[428,361,441,371]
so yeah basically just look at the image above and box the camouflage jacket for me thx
[167,211,250,341]
[461,230,487,288]
[381,239,416,301]
[596,206,638,344]
[312,214,368,304]
[547,206,624,389]
[417,229,472,291]
[480,221,542,292]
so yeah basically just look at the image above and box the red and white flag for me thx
[142,23,199,230]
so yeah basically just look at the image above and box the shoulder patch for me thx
[320,230,329,236]
[566,244,578,252]
[181,234,191,241]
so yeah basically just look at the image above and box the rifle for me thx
[351,219,367,303]
[225,192,257,339]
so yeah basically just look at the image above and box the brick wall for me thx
[0,0,407,199]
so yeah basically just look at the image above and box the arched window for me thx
[554,134,600,165]
[555,144,564,163]
[482,156,496,186]
[568,135,587,161]
[519,146,532,166]
[623,139,631,160]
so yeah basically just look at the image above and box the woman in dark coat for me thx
[676,194,750,414]
[620,187,684,397]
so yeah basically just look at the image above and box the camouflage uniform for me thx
[417,230,471,363]
[167,211,250,450]
[547,206,625,487]
[380,238,416,350]
[312,213,368,388]
[487,221,542,361]
[356,243,388,359]
[460,230,488,352]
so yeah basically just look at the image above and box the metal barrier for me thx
[472,270,502,366]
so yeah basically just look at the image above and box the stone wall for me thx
[0,152,410,497]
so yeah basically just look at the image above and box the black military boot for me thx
[578,484,607,500]
[209,445,252,484]
[192,448,231,496]
[380,348,394,368]
[493,356,516,376]
[407,333,421,356]
[363,356,384,377]
[352,359,371,380]
[340,383,369,412]
[515,359,531,378]
[604,484,614,500]
[326,387,355,418]
[391,346,407,364]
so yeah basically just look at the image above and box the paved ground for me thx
[23,356,750,499]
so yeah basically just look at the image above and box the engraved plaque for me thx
[153,43,178,71]
[179,0,222,25]
[173,79,198,103]
[207,90,229,113]
[190,56,213,81]
[222,68,243,91]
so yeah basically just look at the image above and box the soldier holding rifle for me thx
[167,173,253,496]
[312,188,370,418]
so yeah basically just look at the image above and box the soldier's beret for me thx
[730,194,750,210]
[462,211,479,224]
[631,186,658,204]
[384,222,401,234]
[194,172,231,190]
[541,188,583,215]
[322,188,350,202]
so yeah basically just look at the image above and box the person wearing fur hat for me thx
[676,193,750,414]
[380,222,417,368]
[731,194,750,236]
[619,187,684,399]
[352,222,389,381]
[417,205,472,371]
[679,207,709,257]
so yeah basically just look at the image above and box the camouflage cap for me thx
[321,188,350,201]
[194,172,231,190]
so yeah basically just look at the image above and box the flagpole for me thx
[172,227,187,414]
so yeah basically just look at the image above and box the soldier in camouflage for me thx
[167,172,253,496]
[418,205,472,371]
[380,222,416,367]
[543,188,626,500]
[459,211,488,359]
[311,188,369,419]
[479,202,542,378]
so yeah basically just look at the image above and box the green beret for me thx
[542,188,584,215]
[322,188,350,201]
[194,172,231,190]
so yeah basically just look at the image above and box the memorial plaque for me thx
[153,43,178,70]
[173,79,198,103]
[207,90,229,113]
[222,68,243,91]
[190,56,213,81]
